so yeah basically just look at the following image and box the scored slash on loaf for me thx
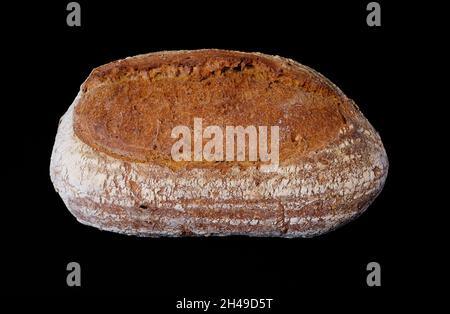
[50,49,388,237]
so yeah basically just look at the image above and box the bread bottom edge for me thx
[62,193,378,238]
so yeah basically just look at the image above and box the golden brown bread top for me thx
[74,49,357,169]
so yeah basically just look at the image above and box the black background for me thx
[2,0,431,309]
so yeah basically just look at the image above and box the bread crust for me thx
[74,50,350,168]
[50,49,388,237]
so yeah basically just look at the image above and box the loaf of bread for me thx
[50,49,388,237]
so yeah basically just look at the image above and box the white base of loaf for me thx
[50,92,388,237]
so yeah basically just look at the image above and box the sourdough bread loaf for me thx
[50,49,388,237]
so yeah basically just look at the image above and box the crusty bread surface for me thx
[50,49,388,237]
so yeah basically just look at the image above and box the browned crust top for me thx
[73,49,358,169]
